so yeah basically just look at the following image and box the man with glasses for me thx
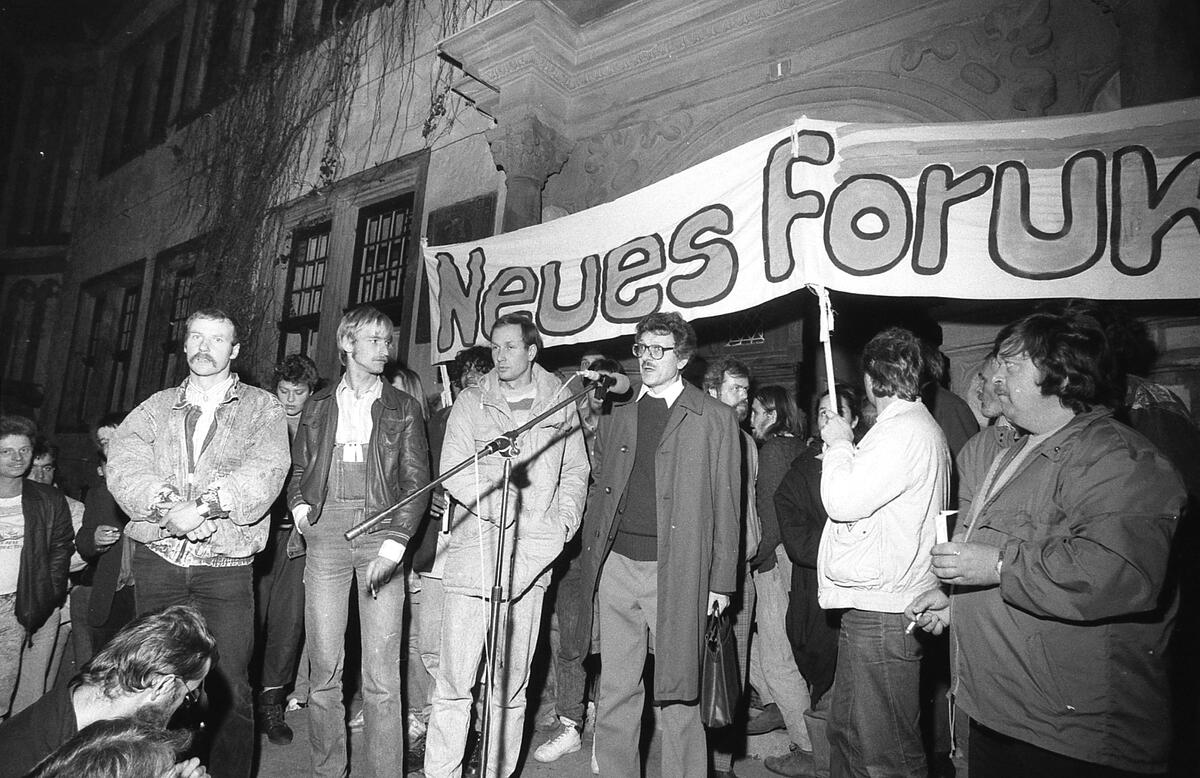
[106,308,289,778]
[0,604,215,778]
[580,311,741,778]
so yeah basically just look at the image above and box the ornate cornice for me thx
[479,0,810,94]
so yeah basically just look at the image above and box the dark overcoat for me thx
[578,381,741,703]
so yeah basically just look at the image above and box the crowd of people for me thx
[0,299,1196,778]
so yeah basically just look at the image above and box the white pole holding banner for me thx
[809,284,839,415]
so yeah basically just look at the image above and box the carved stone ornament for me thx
[545,110,696,213]
[891,0,1058,116]
[486,115,573,185]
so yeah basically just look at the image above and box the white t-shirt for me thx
[0,494,23,595]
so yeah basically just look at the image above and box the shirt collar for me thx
[183,375,236,408]
[337,375,383,402]
[637,375,684,407]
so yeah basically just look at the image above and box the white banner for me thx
[424,100,1200,361]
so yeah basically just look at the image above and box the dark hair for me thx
[588,356,622,375]
[490,311,543,353]
[635,312,697,360]
[0,414,37,442]
[32,436,59,463]
[702,357,750,393]
[812,383,862,427]
[862,327,925,401]
[272,354,320,392]
[452,345,494,385]
[184,308,240,346]
[755,384,805,438]
[1059,300,1155,399]
[94,411,128,433]
[26,717,189,778]
[992,311,1116,413]
[77,605,216,699]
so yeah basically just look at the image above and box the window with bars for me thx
[349,194,413,319]
[279,223,329,360]
[107,284,143,412]
[58,262,145,431]
[159,269,195,388]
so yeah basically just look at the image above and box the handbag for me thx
[700,611,741,728]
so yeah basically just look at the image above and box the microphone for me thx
[577,369,631,398]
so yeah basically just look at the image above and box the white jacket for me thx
[817,398,950,613]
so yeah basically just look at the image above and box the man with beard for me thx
[0,604,215,778]
[702,357,761,778]
[106,308,289,778]
[290,305,430,778]
[579,311,740,778]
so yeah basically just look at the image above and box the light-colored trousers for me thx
[424,585,545,778]
[749,563,813,750]
[596,552,707,778]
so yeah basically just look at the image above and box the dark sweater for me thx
[612,396,671,561]
[0,681,77,778]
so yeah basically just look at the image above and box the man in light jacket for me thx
[424,311,589,778]
[817,326,950,778]
[107,308,289,778]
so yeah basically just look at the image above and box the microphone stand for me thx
[344,374,613,772]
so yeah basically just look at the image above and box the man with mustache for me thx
[289,305,430,778]
[106,308,290,778]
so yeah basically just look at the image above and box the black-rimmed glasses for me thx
[632,343,675,360]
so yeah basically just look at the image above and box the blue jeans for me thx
[305,503,405,778]
[134,545,255,778]
[552,547,589,724]
[829,609,926,778]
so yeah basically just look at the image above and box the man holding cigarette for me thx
[289,305,430,778]
[816,326,950,778]
[107,308,290,778]
[906,311,1185,778]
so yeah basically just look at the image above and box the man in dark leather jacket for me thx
[0,414,73,719]
[288,305,430,778]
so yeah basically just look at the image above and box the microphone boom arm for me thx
[343,375,607,541]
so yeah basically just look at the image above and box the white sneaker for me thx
[533,718,582,763]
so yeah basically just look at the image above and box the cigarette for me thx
[905,620,916,634]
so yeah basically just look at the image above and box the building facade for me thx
[2,0,1198,493]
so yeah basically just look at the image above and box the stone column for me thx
[487,115,573,232]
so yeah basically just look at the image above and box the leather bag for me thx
[700,611,741,728]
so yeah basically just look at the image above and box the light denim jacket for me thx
[107,375,290,565]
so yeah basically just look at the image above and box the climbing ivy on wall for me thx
[179,0,495,362]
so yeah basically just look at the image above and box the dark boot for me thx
[257,688,294,745]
